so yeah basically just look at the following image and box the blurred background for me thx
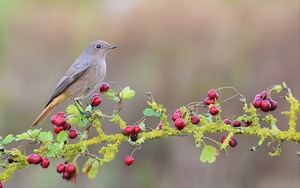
[0,0,299,187]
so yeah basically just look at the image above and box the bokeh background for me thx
[0,0,299,187]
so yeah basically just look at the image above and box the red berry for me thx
[260,100,271,112]
[54,126,63,134]
[252,98,262,108]
[0,181,2,188]
[7,157,14,163]
[260,91,268,100]
[172,113,181,122]
[125,156,134,166]
[133,125,141,134]
[56,163,66,173]
[122,125,134,135]
[191,116,200,125]
[130,134,138,141]
[27,154,35,164]
[229,138,237,147]
[32,154,42,164]
[63,122,71,131]
[245,121,253,127]
[223,119,231,125]
[220,136,227,143]
[68,129,78,139]
[157,122,163,130]
[100,82,110,92]
[232,120,241,127]
[55,117,66,127]
[204,97,215,105]
[175,109,182,115]
[91,96,102,107]
[41,158,50,168]
[209,106,219,115]
[91,93,100,99]
[207,89,219,100]
[56,111,64,117]
[174,118,186,130]
[62,171,72,180]
[65,164,76,174]
[268,99,278,111]
[51,115,58,124]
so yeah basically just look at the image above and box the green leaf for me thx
[103,90,120,101]
[119,86,135,100]
[272,85,283,93]
[38,131,53,142]
[15,133,31,141]
[143,108,155,116]
[66,105,80,115]
[78,117,89,127]
[88,160,100,179]
[85,105,92,112]
[138,120,146,132]
[67,115,81,125]
[27,129,41,138]
[1,134,15,144]
[154,111,162,117]
[56,131,68,143]
[200,145,218,163]
[47,143,63,157]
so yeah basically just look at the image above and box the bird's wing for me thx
[45,62,91,107]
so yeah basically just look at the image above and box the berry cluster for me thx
[56,163,76,181]
[204,89,220,115]
[90,82,109,107]
[50,112,78,139]
[27,154,50,168]
[220,136,237,147]
[122,125,141,141]
[252,91,277,112]
[125,155,134,166]
[171,109,200,130]
[223,118,252,127]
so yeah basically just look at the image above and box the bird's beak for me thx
[108,45,117,49]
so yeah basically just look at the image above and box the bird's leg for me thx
[72,99,92,118]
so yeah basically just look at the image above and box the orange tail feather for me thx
[32,93,68,127]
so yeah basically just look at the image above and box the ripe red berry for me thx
[157,122,163,130]
[260,91,268,100]
[63,122,71,131]
[56,163,66,173]
[174,118,186,130]
[0,181,3,188]
[207,89,219,100]
[172,113,181,122]
[32,154,42,164]
[220,136,227,143]
[229,138,237,147]
[223,119,231,125]
[232,120,241,127]
[125,156,134,166]
[123,125,134,135]
[68,129,78,139]
[55,117,66,127]
[191,115,200,125]
[91,93,100,99]
[209,106,219,115]
[100,82,110,92]
[56,111,64,117]
[268,99,278,111]
[204,97,215,105]
[91,96,102,107]
[27,154,35,164]
[54,126,63,134]
[133,125,141,134]
[65,164,76,174]
[7,157,14,163]
[175,109,182,115]
[51,115,58,124]
[130,134,138,141]
[40,158,50,168]
[62,171,72,180]
[245,121,253,127]
[252,98,262,108]
[260,100,271,112]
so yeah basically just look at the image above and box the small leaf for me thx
[1,134,15,144]
[47,143,63,157]
[82,157,93,174]
[88,160,100,179]
[272,85,283,93]
[15,133,31,141]
[38,131,53,142]
[154,111,162,117]
[143,108,155,116]
[85,105,92,112]
[120,86,135,100]
[78,117,89,127]
[138,120,146,132]
[66,105,80,115]
[27,129,41,138]
[200,145,218,163]
[103,90,120,101]
[56,131,68,143]
[67,115,81,125]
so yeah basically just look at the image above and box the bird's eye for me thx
[95,44,101,49]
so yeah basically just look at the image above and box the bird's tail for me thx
[32,93,68,127]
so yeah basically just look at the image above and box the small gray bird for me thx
[32,40,117,127]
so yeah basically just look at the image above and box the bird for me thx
[32,40,117,127]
